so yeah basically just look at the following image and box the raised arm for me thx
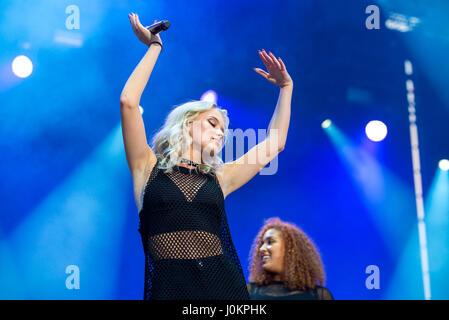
[120,13,162,174]
[217,49,293,199]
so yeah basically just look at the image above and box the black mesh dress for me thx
[138,160,250,300]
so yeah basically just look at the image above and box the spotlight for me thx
[139,106,144,115]
[439,159,449,171]
[385,13,420,33]
[321,119,332,129]
[200,90,217,104]
[12,55,33,78]
[365,120,388,142]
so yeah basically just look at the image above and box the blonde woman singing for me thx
[120,13,293,300]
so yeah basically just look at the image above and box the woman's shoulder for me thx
[313,285,334,300]
[246,282,259,293]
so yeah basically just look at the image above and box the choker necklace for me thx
[179,158,200,167]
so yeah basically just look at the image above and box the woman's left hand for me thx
[254,49,293,88]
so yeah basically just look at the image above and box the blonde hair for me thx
[151,100,230,175]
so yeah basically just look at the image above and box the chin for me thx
[202,147,217,159]
[262,264,272,272]
[205,144,220,154]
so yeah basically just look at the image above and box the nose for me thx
[259,243,267,254]
[213,132,224,144]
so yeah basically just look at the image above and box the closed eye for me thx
[208,117,225,134]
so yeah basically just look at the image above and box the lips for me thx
[211,137,222,145]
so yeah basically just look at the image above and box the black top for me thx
[248,281,334,300]
[138,160,250,300]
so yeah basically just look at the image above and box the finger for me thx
[131,12,136,25]
[136,14,146,30]
[268,51,282,69]
[131,13,137,29]
[258,50,270,66]
[259,50,273,69]
[133,14,140,31]
[136,14,142,27]
[254,68,269,79]
[278,57,286,71]
[262,49,275,65]
[129,14,138,34]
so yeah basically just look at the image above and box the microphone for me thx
[145,20,170,34]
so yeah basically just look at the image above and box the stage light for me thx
[200,90,217,104]
[323,121,414,260]
[439,159,449,171]
[6,126,129,299]
[365,120,388,142]
[321,119,332,129]
[385,13,420,33]
[139,106,144,115]
[12,55,33,78]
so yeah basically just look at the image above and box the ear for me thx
[187,120,194,135]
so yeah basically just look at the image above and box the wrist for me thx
[280,82,293,89]
[149,41,163,50]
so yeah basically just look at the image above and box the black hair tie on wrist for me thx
[149,41,163,51]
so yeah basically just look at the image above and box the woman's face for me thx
[189,108,225,157]
[259,228,285,279]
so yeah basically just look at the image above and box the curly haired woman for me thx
[120,14,293,300]
[248,217,334,300]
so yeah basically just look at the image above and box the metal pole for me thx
[404,59,431,300]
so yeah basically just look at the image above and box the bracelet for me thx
[149,41,163,51]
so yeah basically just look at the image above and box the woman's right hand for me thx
[128,13,162,47]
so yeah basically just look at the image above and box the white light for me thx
[321,119,332,129]
[385,19,411,32]
[200,90,217,104]
[365,120,388,142]
[439,159,449,171]
[406,79,414,91]
[404,60,413,76]
[12,55,33,78]
[385,13,420,33]
[139,106,144,115]
[53,30,83,47]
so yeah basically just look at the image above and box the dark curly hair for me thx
[248,217,326,291]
